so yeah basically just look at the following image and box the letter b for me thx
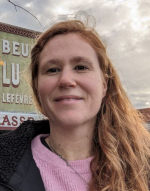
[2,39,10,54]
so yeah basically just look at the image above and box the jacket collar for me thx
[0,120,50,183]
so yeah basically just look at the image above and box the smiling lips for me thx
[55,95,83,102]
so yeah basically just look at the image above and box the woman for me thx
[0,15,150,191]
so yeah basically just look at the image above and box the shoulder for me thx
[0,119,50,153]
[0,119,49,183]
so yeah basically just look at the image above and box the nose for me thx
[58,68,76,89]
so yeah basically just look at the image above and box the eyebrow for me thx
[45,59,61,65]
[70,56,92,65]
[42,56,92,65]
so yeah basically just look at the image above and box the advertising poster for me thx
[0,22,43,130]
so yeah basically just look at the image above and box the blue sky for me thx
[0,0,150,109]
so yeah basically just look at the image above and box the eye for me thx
[74,65,89,71]
[47,68,61,73]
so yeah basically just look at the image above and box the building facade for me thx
[0,22,43,130]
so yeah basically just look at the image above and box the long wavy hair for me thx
[29,14,150,191]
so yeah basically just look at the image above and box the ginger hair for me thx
[30,14,150,191]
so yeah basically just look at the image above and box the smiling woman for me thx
[0,13,150,191]
[37,33,106,129]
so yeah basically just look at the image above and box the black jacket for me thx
[0,120,50,191]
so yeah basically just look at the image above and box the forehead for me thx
[45,32,90,47]
[39,33,98,63]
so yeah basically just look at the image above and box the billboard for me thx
[0,22,43,130]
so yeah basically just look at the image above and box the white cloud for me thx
[24,2,33,8]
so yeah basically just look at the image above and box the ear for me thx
[102,77,107,98]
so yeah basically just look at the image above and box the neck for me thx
[45,123,95,161]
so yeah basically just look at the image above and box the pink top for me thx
[31,134,92,191]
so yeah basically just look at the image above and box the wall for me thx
[0,22,43,130]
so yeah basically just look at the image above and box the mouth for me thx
[54,95,83,102]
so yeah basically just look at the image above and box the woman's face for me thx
[37,33,107,128]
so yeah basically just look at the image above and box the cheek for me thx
[37,77,54,99]
[82,76,104,97]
